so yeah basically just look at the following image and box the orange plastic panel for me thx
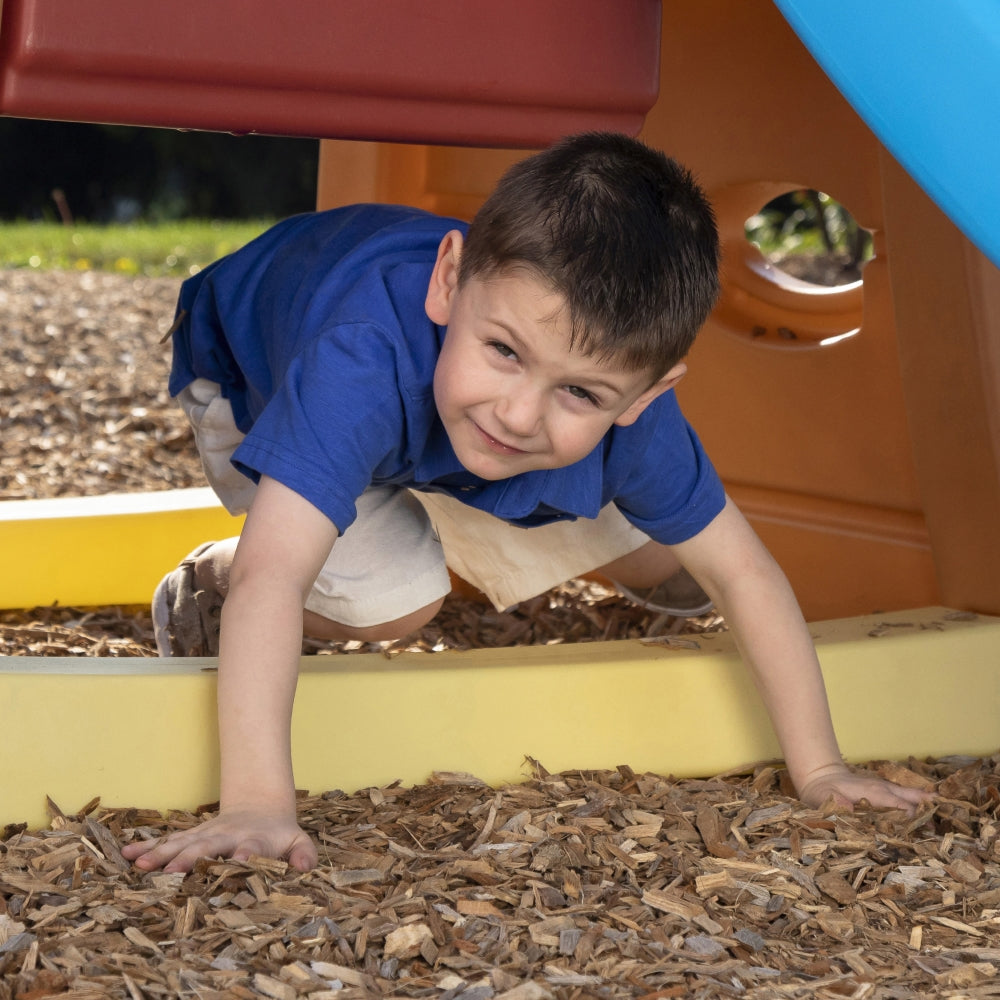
[0,0,660,146]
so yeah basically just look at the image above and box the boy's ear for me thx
[613,362,687,427]
[425,230,464,325]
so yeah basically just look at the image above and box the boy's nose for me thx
[497,390,543,438]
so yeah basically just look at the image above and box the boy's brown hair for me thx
[459,132,719,379]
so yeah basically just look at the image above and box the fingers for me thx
[897,784,935,804]
[287,835,319,872]
[121,818,318,873]
[850,778,935,812]
[229,833,316,870]
[804,775,936,816]
[122,828,236,873]
[876,784,935,814]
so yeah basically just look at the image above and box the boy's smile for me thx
[425,232,684,482]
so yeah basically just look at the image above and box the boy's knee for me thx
[303,596,445,643]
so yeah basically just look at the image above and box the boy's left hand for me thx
[797,762,934,815]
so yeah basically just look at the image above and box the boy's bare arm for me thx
[122,476,339,872]
[673,498,931,812]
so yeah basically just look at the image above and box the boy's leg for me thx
[175,378,257,516]
[152,539,232,656]
[413,491,713,616]
[155,529,444,655]
[596,540,714,617]
[303,600,444,643]
[153,378,250,655]
[300,485,450,640]
[597,538,682,586]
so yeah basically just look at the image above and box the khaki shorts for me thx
[177,378,650,626]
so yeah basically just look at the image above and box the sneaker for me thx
[151,542,224,656]
[613,568,714,617]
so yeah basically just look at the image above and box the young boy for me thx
[123,133,928,874]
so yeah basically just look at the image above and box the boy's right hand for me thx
[121,807,318,873]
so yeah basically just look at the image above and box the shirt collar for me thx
[485,445,605,521]
[413,417,607,521]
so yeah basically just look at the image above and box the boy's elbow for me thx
[679,506,795,614]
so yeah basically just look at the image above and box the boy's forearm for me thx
[215,579,305,814]
[679,500,846,793]
[209,475,341,817]
[720,569,933,813]
[721,574,844,792]
[681,502,927,813]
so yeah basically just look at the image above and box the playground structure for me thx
[1,1,999,827]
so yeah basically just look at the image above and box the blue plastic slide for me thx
[773,0,1000,269]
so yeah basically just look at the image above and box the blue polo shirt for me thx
[169,204,725,544]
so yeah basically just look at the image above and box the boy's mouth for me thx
[472,421,527,455]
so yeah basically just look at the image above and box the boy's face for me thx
[426,232,685,481]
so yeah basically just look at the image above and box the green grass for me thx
[0,219,275,277]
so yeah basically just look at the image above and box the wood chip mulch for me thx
[3,755,1000,1000]
[0,268,199,500]
[0,581,723,660]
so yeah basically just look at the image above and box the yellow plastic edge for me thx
[0,488,244,609]
[3,607,998,830]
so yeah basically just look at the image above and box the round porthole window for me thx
[711,184,875,349]
[746,189,873,288]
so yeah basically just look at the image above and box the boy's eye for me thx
[489,340,517,360]
[566,385,598,405]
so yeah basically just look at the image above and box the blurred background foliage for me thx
[746,188,874,285]
[0,119,318,223]
[0,219,274,276]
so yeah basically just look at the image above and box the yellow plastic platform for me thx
[0,488,244,609]
[3,607,998,830]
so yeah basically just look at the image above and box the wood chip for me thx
[384,922,435,959]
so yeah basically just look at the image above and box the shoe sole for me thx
[151,541,218,656]
[150,573,176,656]
[614,581,715,618]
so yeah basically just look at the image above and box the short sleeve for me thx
[611,394,726,544]
[232,324,404,532]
